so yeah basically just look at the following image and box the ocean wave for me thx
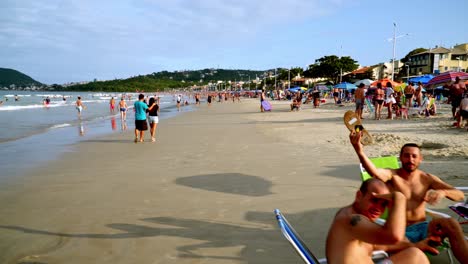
[4,94,31,97]
[50,123,71,129]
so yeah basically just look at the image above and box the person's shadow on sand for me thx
[0,208,337,262]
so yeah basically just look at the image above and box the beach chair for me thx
[273,209,388,264]
[359,156,400,182]
[448,187,468,225]
[364,98,374,118]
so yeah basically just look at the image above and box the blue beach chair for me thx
[274,209,388,264]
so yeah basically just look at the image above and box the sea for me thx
[0,90,194,180]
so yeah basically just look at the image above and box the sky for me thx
[1,0,467,84]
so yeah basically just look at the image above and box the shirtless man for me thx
[450,77,467,118]
[354,83,366,120]
[349,132,465,254]
[326,178,428,264]
[119,97,128,121]
[457,93,468,128]
[404,82,415,109]
[414,82,423,107]
[76,96,85,117]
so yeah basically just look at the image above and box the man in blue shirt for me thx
[134,94,149,142]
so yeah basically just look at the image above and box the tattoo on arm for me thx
[350,215,361,226]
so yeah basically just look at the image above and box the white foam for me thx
[50,123,71,129]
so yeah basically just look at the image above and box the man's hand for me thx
[415,237,440,255]
[349,131,363,151]
[424,189,445,205]
[371,191,404,207]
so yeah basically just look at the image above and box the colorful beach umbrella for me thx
[408,74,434,84]
[353,79,374,86]
[334,82,357,90]
[425,71,468,87]
[370,79,401,88]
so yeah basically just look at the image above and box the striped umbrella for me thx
[425,71,468,87]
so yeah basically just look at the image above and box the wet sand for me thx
[0,98,465,263]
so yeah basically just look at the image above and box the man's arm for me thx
[374,238,439,255]
[425,174,465,204]
[347,192,406,244]
[349,132,393,182]
[429,218,468,262]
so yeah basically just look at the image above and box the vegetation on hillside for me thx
[0,68,43,87]
[64,69,267,92]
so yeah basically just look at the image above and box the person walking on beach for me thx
[333,88,339,104]
[385,82,395,119]
[134,94,150,143]
[457,93,468,128]
[449,76,467,118]
[349,132,466,259]
[176,94,181,111]
[414,82,423,107]
[119,97,128,121]
[355,83,366,119]
[207,93,212,106]
[374,83,385,120]
[404,82,415,109]
[260,89,266,112]
[326,178,429,264]
[147,97,159,142]
[109,97,116,114]
[76,96,85,117]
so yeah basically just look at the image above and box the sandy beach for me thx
[0,98,466,264]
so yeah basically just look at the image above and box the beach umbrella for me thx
[334,82,357,90]
[370,79,401,88]
[288,87,302,93]
[314,84,329,91]
[408,74,434,84]
[425,71,468,87]
[394,82,407,92]
[353,79,374,86]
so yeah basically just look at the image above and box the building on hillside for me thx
[347,61,403,81]
[346,66,374,81]
[407,43,468,75]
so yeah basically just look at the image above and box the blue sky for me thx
[1,0,467,84]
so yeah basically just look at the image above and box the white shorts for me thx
[386,97,396,104]
[148,116,159,124]
[76,106,82,112]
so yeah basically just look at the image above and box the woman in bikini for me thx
[374,83,385,120]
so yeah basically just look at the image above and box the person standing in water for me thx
[109,97,116,114]
[76,96,85,117]
[119,97,128,120]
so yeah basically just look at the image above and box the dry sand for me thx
[0,98,466,264]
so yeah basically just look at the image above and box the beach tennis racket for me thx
[343,111,373,145]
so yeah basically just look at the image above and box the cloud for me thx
[1,0,348,83]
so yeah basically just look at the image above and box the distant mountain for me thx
[64,68,269,92]
[0,68,43,87]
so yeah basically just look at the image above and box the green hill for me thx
[0,68,43,87]
[64,68,268,92]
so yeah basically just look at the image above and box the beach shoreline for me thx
[0,98,465,263]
